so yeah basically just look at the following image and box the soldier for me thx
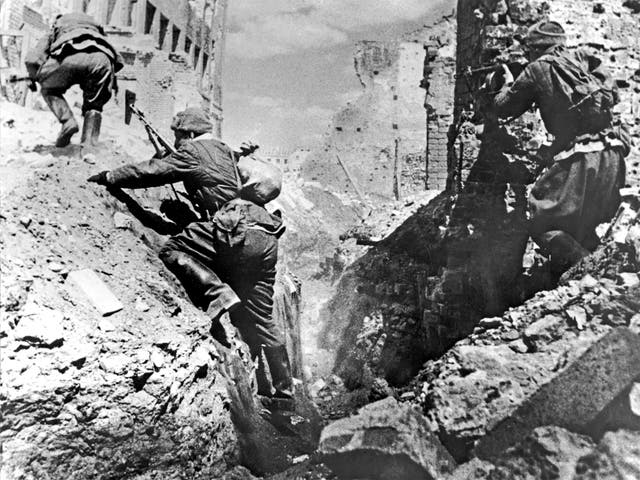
[25,12,123,147]
[88,108,294,402]
[488,21,631,274]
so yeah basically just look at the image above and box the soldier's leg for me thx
[159,223,241,337]
[227,231,293,399]
[75,52,113,145]
[38,57,79,147]
[533,229,589,275]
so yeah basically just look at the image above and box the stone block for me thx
[319,397,456,479]
[475,328,640,459]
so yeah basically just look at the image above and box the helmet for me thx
[525,21,566,49]
[170,108,212,135]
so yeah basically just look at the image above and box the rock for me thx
[579,274,599,289]
[19,216,32,227]
[137,349,151,363]
[475,328,640,459]
[99,354,130,374]
[493,426,594,479]
[98,318,116,332]
[319,397,456,480]
[400,391,416,401]
[565,305,588,330]
[446,458,494,480]
[58,341,95,368]
[151,350,165,369]
[574,430,640,479]
[522,315,563,351]
[47,262,64,273]
[292,454,309,464]
[589,382,640,438]
[478,317,502,329]
[134,298,151,312]
[83,153,96,164]
[369,377,393,401]
[309,379,327,398]
[13,303,65,348]
[221,466,259,480]
[67,269,124,316]
[617,272,640,288]
[113,212,133,229]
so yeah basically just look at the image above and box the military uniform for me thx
[91,109,293,399]
[493,38,630,272]
[25,13,123,147]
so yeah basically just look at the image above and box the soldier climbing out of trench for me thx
[24,12,123,148]
[87,108,296,406]
[485,20,631,276]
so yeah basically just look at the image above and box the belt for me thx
[553,135,625,162]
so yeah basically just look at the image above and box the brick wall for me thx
[421,15,457,190]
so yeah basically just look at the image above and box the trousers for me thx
[159,221,284,356]
[529,146,625,252]
[38,50,113,113]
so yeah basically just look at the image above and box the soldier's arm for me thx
[493,63,538,118]
[105,146,199,189]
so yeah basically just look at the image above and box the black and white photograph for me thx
[1,0,639,478]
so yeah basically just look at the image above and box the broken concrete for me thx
[475,328,640,459]
[319,397,456,479]
[66,269,124,316]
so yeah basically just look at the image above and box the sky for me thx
[221,0,455,152]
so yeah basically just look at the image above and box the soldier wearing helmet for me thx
[487,21,631,275]
[88,108,294,404]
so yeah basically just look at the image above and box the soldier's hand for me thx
[87,171,110,185]
[239,141,259,156]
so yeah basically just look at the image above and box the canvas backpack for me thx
[540,51,616,134]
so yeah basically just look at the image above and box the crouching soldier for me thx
[25,12,123,147]
[88,108,294,402]
[487,21,631,275]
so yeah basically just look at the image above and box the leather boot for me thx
[81,110,102,146]
[264,345,294,400]
[545,230,590,275]
[42,94,79,147]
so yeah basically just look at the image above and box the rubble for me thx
[13,303,65,348]
[319,397,456,479]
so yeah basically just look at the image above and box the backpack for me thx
[237,156,282,205]
[541,51,616,135]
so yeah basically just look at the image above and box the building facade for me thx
[1,0,228,137]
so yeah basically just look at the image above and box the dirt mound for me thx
[0,100,240,478]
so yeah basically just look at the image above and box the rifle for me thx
[127,103,177,157]
[454,59,528,80]
[125,100,201,213]
[5,73,37,91]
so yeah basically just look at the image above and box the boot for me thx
[545,230,590,275]
[264,345,294,400]
[42,94,79,147]
[81,110,102,146]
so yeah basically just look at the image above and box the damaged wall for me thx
[301,13,456,201]
[0,0,228,137]
[319,0,640,393]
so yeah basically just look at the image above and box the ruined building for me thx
[0,0,228,137]
[321,0,640,388]
[301,12,456,200]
